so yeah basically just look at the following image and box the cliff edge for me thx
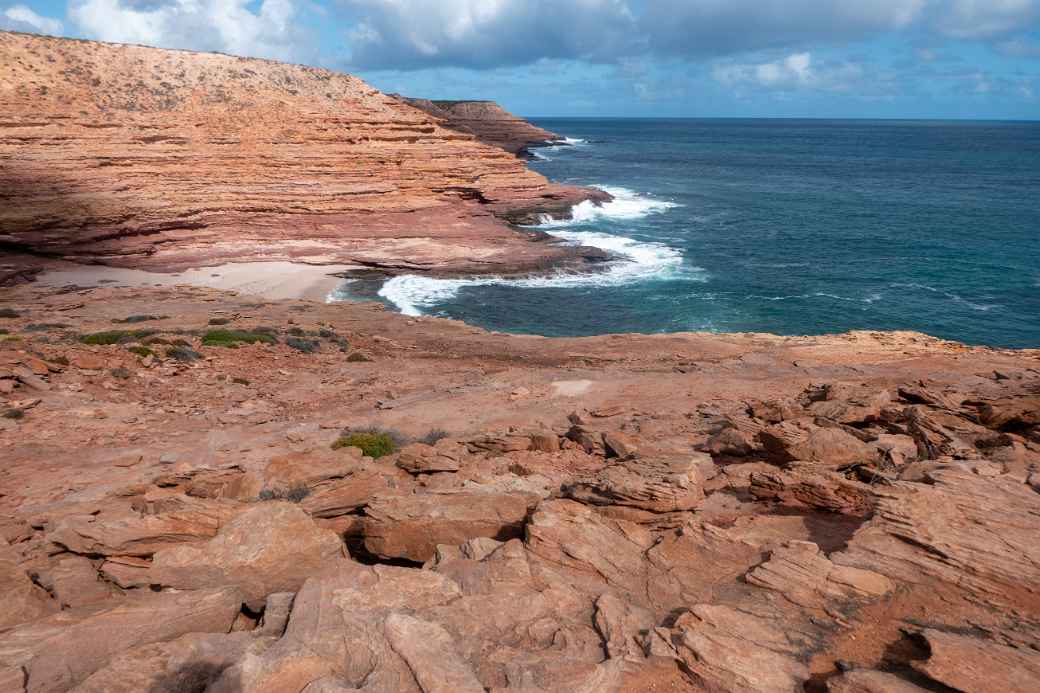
[0,32,606,273]
[396,97,562,156]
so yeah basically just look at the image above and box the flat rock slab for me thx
[364,491,529,562]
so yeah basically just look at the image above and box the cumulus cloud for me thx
[69,0,301,61]
[342,0,639,69]
[932,0,1039,39]
[712,52,866,93]
[644,0,927,58]
[1,4,64,34]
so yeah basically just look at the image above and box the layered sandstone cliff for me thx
[396,97,562,156]
[0,32,605,273]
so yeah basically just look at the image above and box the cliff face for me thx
[0,32,603,272]
[397,97,561,156]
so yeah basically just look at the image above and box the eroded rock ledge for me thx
[0,31,607,274]
[395,97,563,157]
[1,282,1039,691]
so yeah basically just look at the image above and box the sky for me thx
[3,0,1040,119]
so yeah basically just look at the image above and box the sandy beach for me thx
[32,261,357,303]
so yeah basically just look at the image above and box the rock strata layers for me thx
[396,97,562,156]
[0,32,606,273]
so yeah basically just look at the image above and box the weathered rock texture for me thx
[0,32,606,273]
[1,256,1040,691]
[396,97,561,155]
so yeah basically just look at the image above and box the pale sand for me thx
[34,261,356,302]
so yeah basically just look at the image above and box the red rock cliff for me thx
[0,32,605,273]
[396,97,561,156]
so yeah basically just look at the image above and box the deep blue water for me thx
[336,119,1040,348]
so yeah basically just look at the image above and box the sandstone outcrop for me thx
[0,32,607,273]
[1,279,1039,691]
[396,97,562,156]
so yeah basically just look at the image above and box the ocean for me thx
[331,119,1040,348]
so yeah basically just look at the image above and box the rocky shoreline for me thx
[1,280,1039,692]
[2,28,1040,693]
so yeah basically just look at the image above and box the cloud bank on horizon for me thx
[2,0,1038,117]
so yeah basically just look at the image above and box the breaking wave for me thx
[354,187,692,317]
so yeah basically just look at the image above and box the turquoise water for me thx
[336,119,1040,348]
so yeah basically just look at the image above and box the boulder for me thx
[150,502,346,609]
[73,632,273,693]
[210,563,463,692]
[760,419,876,468]
[0,541,55,631]
[300,469,399,519]
[602,431,640,458]
[48,495,242,557]
[47,556,111,608]
[0,586,242,693]
[564,457,705,513]
[702,427,754,457]
[364,492,529,562]
[912,629,1040,693]
[827,670,930,692]
[383,613,484,693]
[396,441,462,474]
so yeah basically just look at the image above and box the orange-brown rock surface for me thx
[1,276,1039,691]
[396,97,563,156]
[0,31,607,274]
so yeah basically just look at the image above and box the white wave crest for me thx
[534,186,680,227]
[357,186,692,316]
[562,137,586,145]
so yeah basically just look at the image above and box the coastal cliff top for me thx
[0,31,602,273]
[0,277,1039,691]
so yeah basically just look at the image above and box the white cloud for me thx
[933,0,1039,39]
[342,0,639,69]
[70,0,301,61]
[713,52,865,93]
[1,4,64,35]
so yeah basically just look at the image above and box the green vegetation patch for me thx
[24,323,69,332]
[331,428,402,458]
[2,408,25,419]
[201,329,277,348]
[0,308,19,318]
[127,346,154,358]
[165,346,201,362]
[110,367,132,380]
[285,337,320,353]
[258,484,311,503]
[80,330,156,345]
[114,315,167,324]
[418,428,450,446]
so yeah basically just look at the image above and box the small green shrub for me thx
[0,308,19,318]
[3,408,24,419]
[201,329,277,348]
[81,330,155,345]
[127,346,154,358]
[346,351,371,362]
[285,337,319,353]
[318,328,338,339]
[24,323,69,332]
[258,483,311,502]
[114,315,167,323]
[418,428,449,445]
[110,367,132,379]
[142,336,170,346]
[165,346,201,362]
[331,428,402,458]
[208,317,231,325]
[287,326,306,336]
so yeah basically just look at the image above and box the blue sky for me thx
[3,0,1039,119]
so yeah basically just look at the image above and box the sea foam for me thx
[365,186,692,317]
